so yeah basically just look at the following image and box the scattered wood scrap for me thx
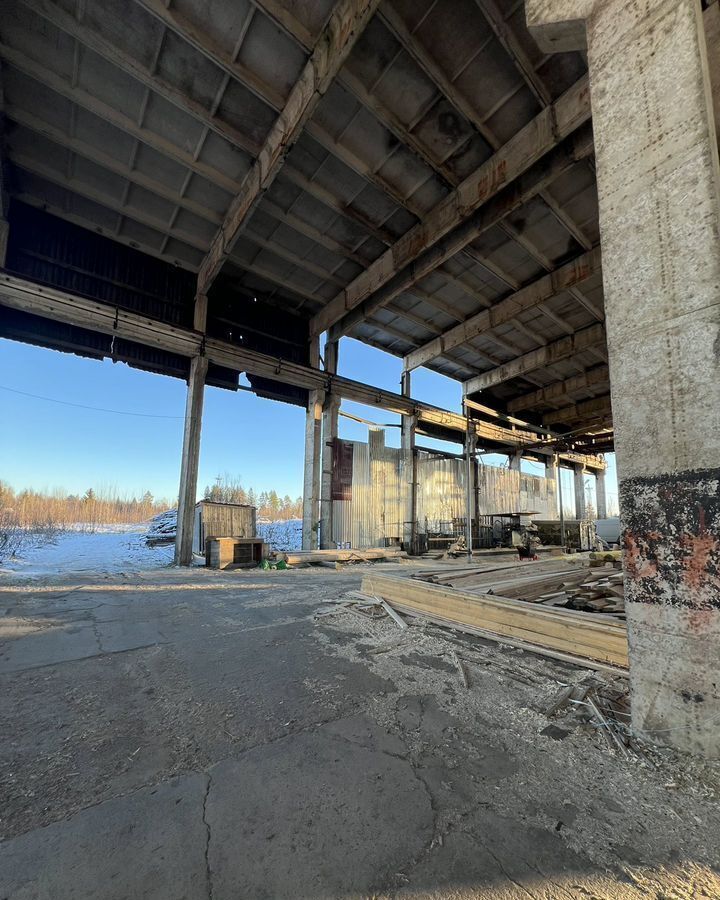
[361,572,629,671]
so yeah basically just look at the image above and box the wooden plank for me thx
[361,573,628,667]
[0,273,608,469]
[196,0,382,294]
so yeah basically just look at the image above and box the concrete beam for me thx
[404,247,600,371]
[542,394,612,427]
[196,0,382,295]
[310,76,591,338]
[528,0,720,755]
[506,365,609,413]
[464,323,605,394]
[0,273,607,470]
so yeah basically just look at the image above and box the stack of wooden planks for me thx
[280,547,407,566]
[361,571,628,672]
[411,556,625,619]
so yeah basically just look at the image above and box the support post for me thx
[544,454,559,518]
[400,370,417,553]
[302,336,323,550]
[573,464,587,520]
[528,0,720,754]
[509,449,523,512]
[319,339,339,549]
[464,410,476,561]
[556,458,566,549]
[175,353,208,566]
[595,468,608,520]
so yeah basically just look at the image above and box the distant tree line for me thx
[0,481,171,530]
[203,474,302,521]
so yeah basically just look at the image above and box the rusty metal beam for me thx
[464,322,606,393]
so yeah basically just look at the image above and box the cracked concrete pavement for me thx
[2,563,720,898]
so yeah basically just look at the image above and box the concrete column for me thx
[595,468,608,520]
[319,340,339,549]
[509,450,522,472]
[573,465,587,520]
[400,370,418,552]
[544,455,559,518]
[464,420,477,560]
[302,337,323,550]
[175,354,208,566]
[528,0,720,755]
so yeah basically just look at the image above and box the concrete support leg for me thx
[595,468,608,520]
[510,450,523,512]
[400,371,417,553]
[302,338,323,550]
[464,423,477,560]
[544,455,559,518]
[319,340,339,550]
[573,465,587,521]
[175,354,208,566]
[0,219,8,269]
[528,0,720,755]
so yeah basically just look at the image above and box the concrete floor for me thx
[2,563,720,899]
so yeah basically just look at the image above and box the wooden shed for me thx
[192,501,257,556]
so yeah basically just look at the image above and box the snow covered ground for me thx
[1,516,303,579]
[1,527,174,579]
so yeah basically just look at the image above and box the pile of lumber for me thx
[279,547,407,566]
[412,556,625,619]
[361,572,628,672]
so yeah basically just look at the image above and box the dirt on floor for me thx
[1,560,720,899]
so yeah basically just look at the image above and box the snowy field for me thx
[1,527,174,578]
[1,517,303,579]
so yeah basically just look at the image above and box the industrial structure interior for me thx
[2,0,720,896]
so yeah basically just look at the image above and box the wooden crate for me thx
[207,537,265,569]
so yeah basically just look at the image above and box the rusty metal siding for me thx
[331,436,558,548]
[332,429,403,549]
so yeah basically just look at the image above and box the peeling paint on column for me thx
[621,468,720,609]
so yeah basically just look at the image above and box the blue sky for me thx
[0,335,617,509]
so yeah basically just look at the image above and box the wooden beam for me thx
[0,273,606,469]
[507,365,610,413]
[464,322,606,394]
[362,572,628,668]
[543,394,612,427]
[311,78,591,337]
[404,247,600,371]
[196,0,382,295]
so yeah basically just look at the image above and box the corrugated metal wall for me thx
[332,431,558,548]
[332,429,404,547]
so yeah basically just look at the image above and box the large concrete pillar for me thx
[400,370,418,552]
[302,337,323,550]
[175,354,208,565]
[528,0,720,754]
[319,340,339,549]
[544,454,559,518]
[573,465,587,520]
[595,468,608,520]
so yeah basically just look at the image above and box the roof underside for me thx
[0,0,622,445]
